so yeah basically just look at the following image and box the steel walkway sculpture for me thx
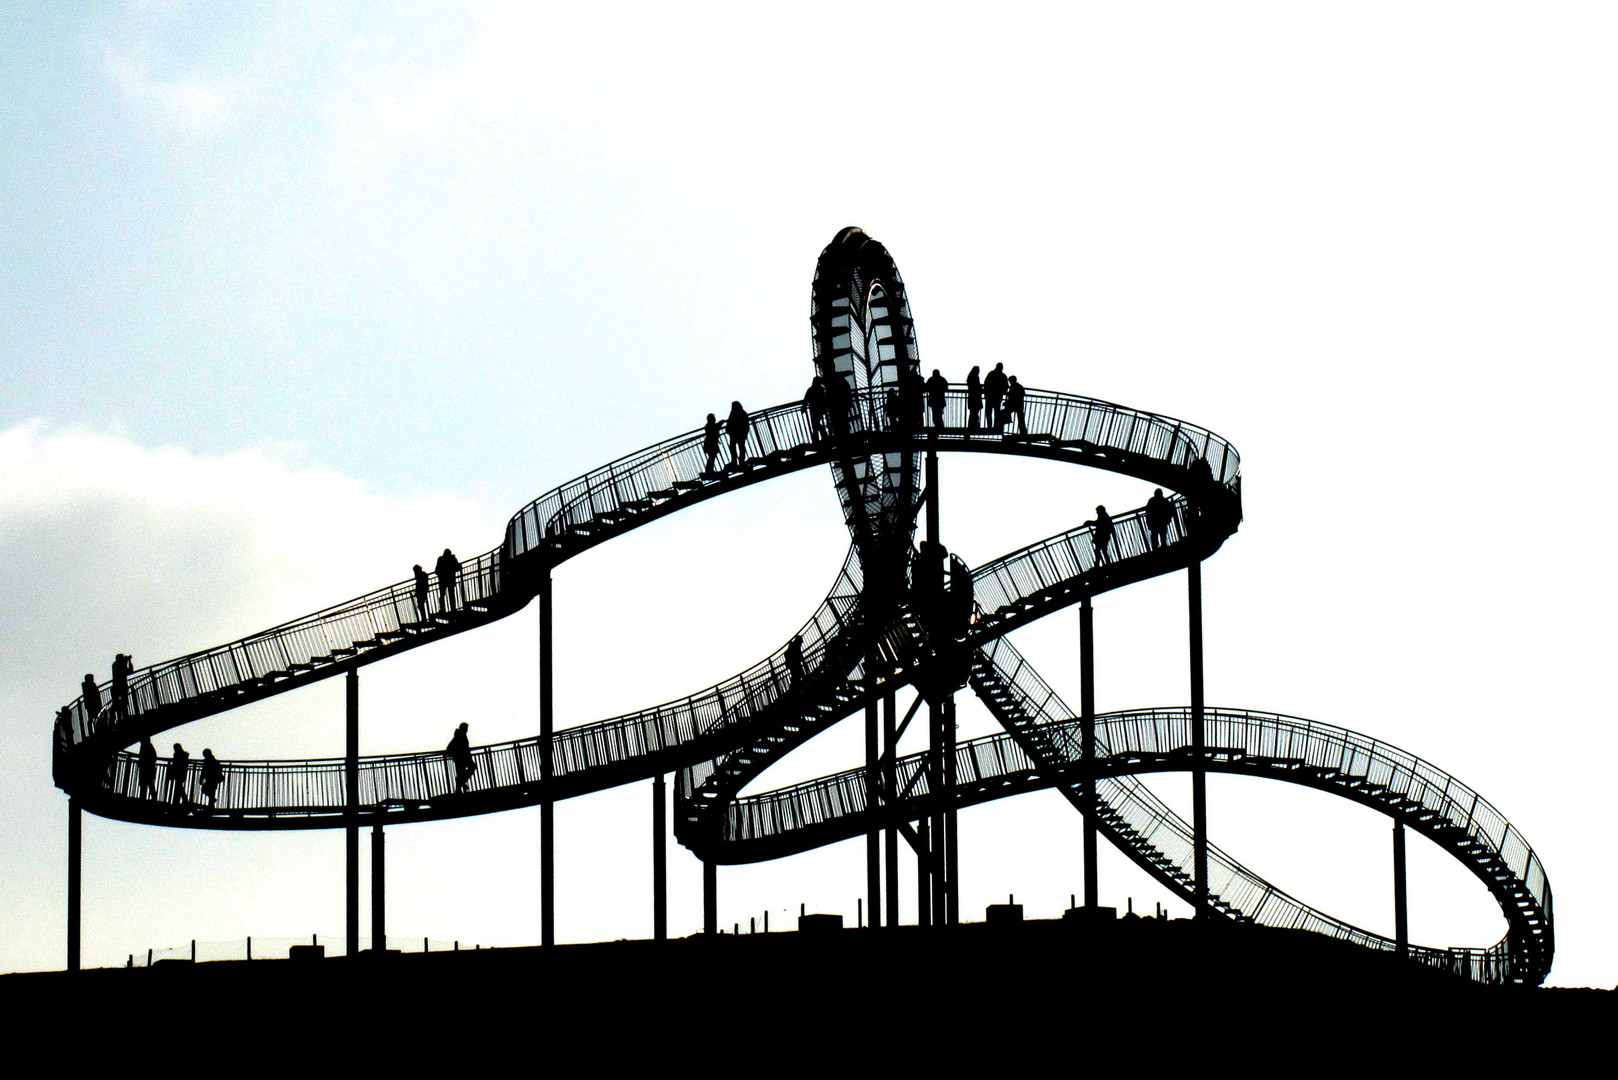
[51,228,1552,986]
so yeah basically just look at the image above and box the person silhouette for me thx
[138,736,158,800]
[804,376,828,443]
[80,673,103,731]
[703,413,721,474]
[925,369,948,430]
[413,564,431,622]
[166,743,193,808]
[785,634,805,686]
[1090,505,1115,566]
[446,722,476,792]
[111,653,131,721]
[823,372,852,436]
[1005,376,1026,436]
[983,363,1007,430]
[901,367,926,432]
[727,401,750,467]
[1146,489,1173,550]
[200,749,224,809]
[435,548,462,613]
[966,366,982,432]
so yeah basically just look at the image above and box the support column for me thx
[915,817,932,928]
[1188,561,1208,919]
[1080,595,1098,909]
[67,798,81,972]
[539,573,555,948]
[1393,819,1409,958]
[371,821,385,954]
[345,668,359,956]
[883,691,899,929]
[653,774,667,942]
[865,684,880,929]
[944,696,958,927]
[703,860,717,935]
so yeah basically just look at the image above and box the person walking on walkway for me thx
[926,369,948,430]
[1005,376,1027,436]
[804,376,828,443]
[1146,489,1173,550]
[446,722,476,793]
[138,736,158,800]
[703,413,722,474]
[81,673,103,731]
[200,749,225,809]
[435,548,462,613]
[413,564,431,621]
[1090,505,1115,566]
[984,363,1008,430]
[166,743,193,809]
[824,372,852,436]
[786,634,805,686]
[111,653,132,721]
[727,401,750,467]
[966,366,982,432]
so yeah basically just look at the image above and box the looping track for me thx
[52,228,1552,986]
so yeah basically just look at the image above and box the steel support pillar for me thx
[1393,819,1409,958]
[67,797,81,972]
[703,860,717,935]
[883,690,899,928]
[1188,561,1208,918]
[944,696,958,926]
[539,573,555,948]
[371,821,385,953]
[865,683,880,929]
[653,774,667,942]
[345,668,359,956]
[915,817,932,928]
[1080,595,1098,909]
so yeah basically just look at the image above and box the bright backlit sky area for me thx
[3,3,1615,988]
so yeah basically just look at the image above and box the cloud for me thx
[102,46,238,132]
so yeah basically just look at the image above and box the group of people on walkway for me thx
[412,548,464,623]
[800,364,1031,441]
[135,736,224,811]
[703,401,753,473]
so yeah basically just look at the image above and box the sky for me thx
[2,2,1615,987]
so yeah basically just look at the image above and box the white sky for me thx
[2,2,1614,987]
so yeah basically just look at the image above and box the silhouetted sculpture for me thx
[138,736,158,799]
[1090,505,1115,566]
[111,653,132,721]
[804,377,828,442]
[926,369,948,429]
[435,548,462,613]
[1005,376,1026,435]
[81,673,102,729]
[727,401,750,467]
[703,413,721,473]
[447,722,476,792]
[413,564,431,622]
[167,743,192,808]
[984,363,1007,430]
[1146,489,1172,550]
[786,634,805,686]
[200,749,224,809]
[966,366,982,432]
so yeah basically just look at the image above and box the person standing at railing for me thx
[1005,376,1027,436]
[138,736,158,799]
[966,366,982,432]
[804,376,828,443]
[983,363,1007,430]
[413,564,431,622]
[703,413,721,474]
[166,743,193,809]
[111,653,132,721]
[727,401,750,468]
[786,634,805,687]
[446,722,476,793]
[1146,489,1173,551]
[1088,505,1115,566]
[435,548,462,614]
[901,366,926,432]
[926,369,948,430]
[81,673,103,731]
[200,749,224,809]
